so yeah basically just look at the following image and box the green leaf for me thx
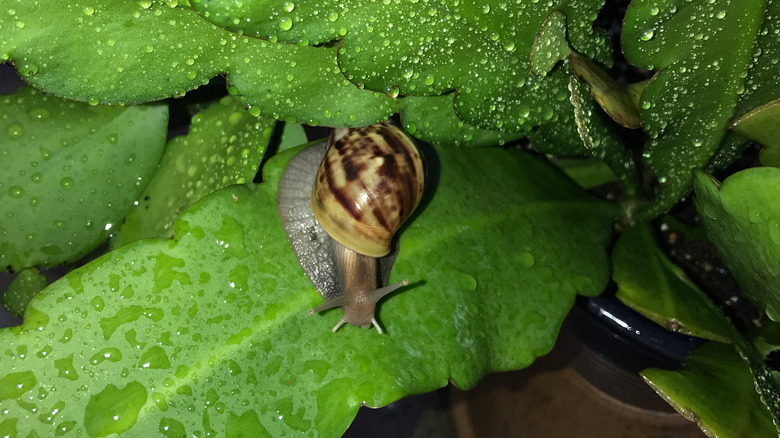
[113,97,275,247]
[567,67,640,198]
[641,341,777,438]
[693,168,780,321]
[530,11,571,77]
[2,267,48,317]
[550,158,617,189]
[0,144,615,436]
[399,95,527,147]
[732,0,780,121]
[612,224,732,342]
[274,122,309,154]
[529,64,639,203]
[191,0,611,133]
[730,99,780,167]
[623,0,768,218]
[1,0,395,127]
[0,87,168,271]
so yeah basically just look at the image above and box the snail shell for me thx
[277,122,425,333]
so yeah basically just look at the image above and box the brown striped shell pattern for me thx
[276,122,426,333]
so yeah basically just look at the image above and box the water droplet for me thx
[60,177,74,190]
[228,112,244,126]
[84,6,95,15]
[91,296,105,311]
[29,108,50,120]
[283,2,295,12]
[84,382,147,437]
[384,85,399,98]
[482,4,491,13]
[31,172,43,183]
[6,123,24,139]
[641,29,654,41]
[9,185,25,198]
[20,62,38,76]
[279,17,293,31]
[0,371,37,400]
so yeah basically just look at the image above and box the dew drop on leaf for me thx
[279,17,293,31]
[6,123,24,139]
[8,185,25,198]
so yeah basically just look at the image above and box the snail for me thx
[276,122,426,333]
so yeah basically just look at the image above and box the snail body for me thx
[277,122,425,333]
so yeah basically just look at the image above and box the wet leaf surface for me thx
[113,97,275,247]
[0,0,396,127]
[0,143,615,437]
[399,95,527,147]
[0,88,168,271]
[623,0,769,218]
[567,67,640,198]
[1,0,611,136]
[530,11,571,77]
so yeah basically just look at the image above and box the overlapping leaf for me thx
[642,341,777,438]
[0,143,615,437]
[114,97,276,247]
[0,87,167,271]
[612,224,732,342]
[1,267,47,317]
[192,0,610,133]
[694,168,780,321]
[623,0,769,218]
[730,99,780,167]
[0,0,395,127]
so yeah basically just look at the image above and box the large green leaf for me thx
[192,0,610,133]
[0,0,395,127]
[0,144,615,437]
[0,87,167,272]
[0,0,612,135]
[113,97,276,247]
[693,168,780,321]
[612,224,732,342]
[623,0,768,218]
[731,0,780,120]
[642,341,777,438]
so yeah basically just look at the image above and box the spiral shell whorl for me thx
[312,123,425,258]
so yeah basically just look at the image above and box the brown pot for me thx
[452,299,705,438]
